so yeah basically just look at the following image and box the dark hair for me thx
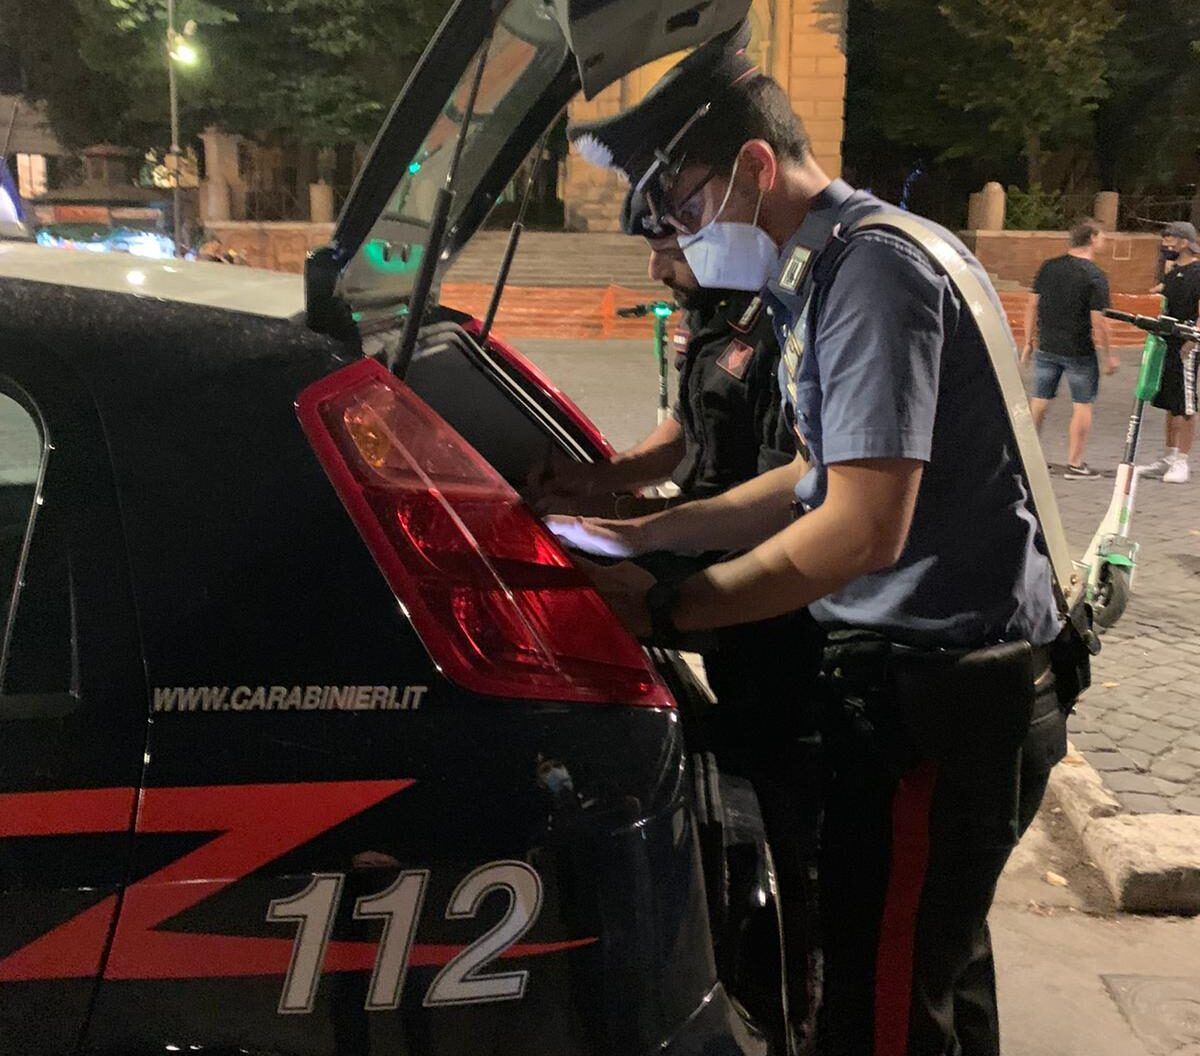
[679,74,810,169]
[1069,218,1103,248]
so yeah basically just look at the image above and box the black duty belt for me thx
[821,635,1059,763]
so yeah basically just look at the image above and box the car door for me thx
[0,342,148,1056]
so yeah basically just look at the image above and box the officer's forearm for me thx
[672,502,882,629]
[639,455,803,553]
[593,421,686,492]
[609,420,686,482]
[670,458,923,631]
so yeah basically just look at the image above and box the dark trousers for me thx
[701,611,826,1052]
[815,666,1066,1056]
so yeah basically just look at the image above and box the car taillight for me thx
[297,358,672,708]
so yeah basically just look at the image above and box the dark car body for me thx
[0,1,783,1053]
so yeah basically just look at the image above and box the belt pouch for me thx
[891,640,1036,763]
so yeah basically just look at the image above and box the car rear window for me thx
[0,392,41,484]
[0,389,72,698]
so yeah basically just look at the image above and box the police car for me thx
[0,2,793,1054]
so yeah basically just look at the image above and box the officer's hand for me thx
[544,515,648,559]
[1105,354,1120,376]
[525,451,601,511]
[572,556,654,637]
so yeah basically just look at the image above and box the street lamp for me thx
[170,38,198,65]
[166,0,198,257]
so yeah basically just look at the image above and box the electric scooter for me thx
[618,299,677,423]
[1082,308,1200,627]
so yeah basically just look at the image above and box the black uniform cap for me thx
[568,20,757,238]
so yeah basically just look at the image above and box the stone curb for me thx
[1049,742,1200,914]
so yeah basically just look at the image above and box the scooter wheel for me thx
[1093,565,1131,630]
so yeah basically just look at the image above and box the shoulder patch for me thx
[779,246,812,292]
[671,327,691,351]
[730,295,762,334]
[717,339,754,380]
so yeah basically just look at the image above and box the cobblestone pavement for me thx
[1029,350,1200,815]
[519,338,1200,816]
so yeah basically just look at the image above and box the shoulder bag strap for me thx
[849,212,1080,614]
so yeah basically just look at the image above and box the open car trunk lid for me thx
[307,0,751,330]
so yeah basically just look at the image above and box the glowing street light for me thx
[169,37,198,65]
[166,1,199,256]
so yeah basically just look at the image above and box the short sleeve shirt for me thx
[1032,255,1110,357]
[1162,259,1200,326]
[765,181,1062,648]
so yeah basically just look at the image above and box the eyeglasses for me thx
[635,101,726,237]
[654,165,724,236]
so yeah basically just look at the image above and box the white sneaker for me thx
[1138,455,1175,478]
[1164,458,1190,484]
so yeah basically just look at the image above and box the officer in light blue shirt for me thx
[765,178,1062,649]
[546,27,1087,1056]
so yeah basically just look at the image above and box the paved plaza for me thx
[520,336,1200,815]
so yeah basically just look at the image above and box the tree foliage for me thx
[2,0,445,151]
[1094,0,1200,192]
[936,0,1121,186]
[845,0,1200,211]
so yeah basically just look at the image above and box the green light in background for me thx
[408,161,421,175]
[363,239,424,276]
[652,302,673,318]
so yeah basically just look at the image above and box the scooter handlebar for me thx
[1103,309,1200,342]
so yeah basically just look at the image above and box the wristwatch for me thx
[645,579,684,647]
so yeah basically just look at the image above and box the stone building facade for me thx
[562,0,847,231]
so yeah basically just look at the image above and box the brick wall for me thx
[964,230,1161,295]
[787,0,846,178]
[199,223,1163,344]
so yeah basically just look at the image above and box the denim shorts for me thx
[1032,351,1099,404]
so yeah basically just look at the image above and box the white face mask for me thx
[678,157,779,292]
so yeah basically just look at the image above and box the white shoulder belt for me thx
[852,212,1080,612]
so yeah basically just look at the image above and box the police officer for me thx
[529,39,791,517]
[547,29,1089,1056]
[535,35,824,1049]
[527,235,789,514]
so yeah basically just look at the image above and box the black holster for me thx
[821,635,1062,848]
[1050,599,1099,707]
[821,635,1048,766]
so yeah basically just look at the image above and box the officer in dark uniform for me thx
[533,32,825,1051]
[527,251,790,513]
[547,26,1093,1056]
[529,34,791,517]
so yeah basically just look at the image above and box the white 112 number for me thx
[266,860,543,1015]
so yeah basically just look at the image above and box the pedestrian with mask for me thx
[545,29,1092,1056]
[1140,221,1200,484]
[1021,219,1119,479]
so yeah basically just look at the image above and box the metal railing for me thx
[241,187,303,222]
[1118,196,1196,232]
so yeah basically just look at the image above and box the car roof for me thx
[0,242,304,320]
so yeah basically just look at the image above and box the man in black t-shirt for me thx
[1022,218,1118,478]
[1141,221,1200,484]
